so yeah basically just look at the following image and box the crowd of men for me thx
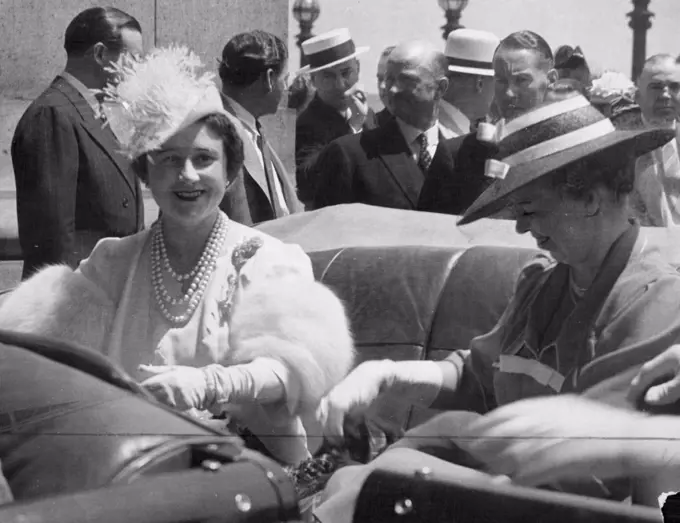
[9,6,680,278]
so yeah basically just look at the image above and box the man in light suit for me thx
[11,7,145,279]
[631,54,680,227]
[438,29,499,139]
[218,30,303,225]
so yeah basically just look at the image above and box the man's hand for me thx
[346,85,369,131]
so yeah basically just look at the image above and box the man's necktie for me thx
[417,133,433,173]
[255,119,286,218]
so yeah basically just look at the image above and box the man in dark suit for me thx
[418,30,558,215]
[218,30,303,225]
[11,7,145,279]
[313,40,487,213]
[295,28,378,207]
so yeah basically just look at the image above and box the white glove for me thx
[139,358,288,414]
[317,359,444,445]
[139,364,213,411]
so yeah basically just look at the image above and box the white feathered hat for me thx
[101,45,227,160]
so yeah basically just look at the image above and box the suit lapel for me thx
[376,119,424,208]
[267,145,303,213]
[429,133,455,177]
[222,102,271,204]
[53,77,136,195]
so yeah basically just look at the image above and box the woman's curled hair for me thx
[131,113,244,185]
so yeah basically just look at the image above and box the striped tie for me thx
[417,133,433,172]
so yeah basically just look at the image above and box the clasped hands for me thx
[315,346,680,486]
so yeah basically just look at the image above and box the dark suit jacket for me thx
[295,94,378,206]
[417,132,496,216]
[11,76,143,279]
[218,103,303,226]
[375,107,394,128]
[312,117,457,210]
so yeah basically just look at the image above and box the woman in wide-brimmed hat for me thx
[313,94,680,519]
[0,46,354,467]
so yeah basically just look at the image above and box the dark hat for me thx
[554,45,587,70]
[458,94,675,225]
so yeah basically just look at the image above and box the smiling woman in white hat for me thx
[0,45,354,468]
[313,94,680,515]
[295,28,376,207]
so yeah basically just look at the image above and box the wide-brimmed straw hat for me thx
[444,28,499,77]
[458,94,675,225]
[101,45,227,160]
[299,28,369,74]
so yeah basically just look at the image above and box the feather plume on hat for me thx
[101,45,227,160]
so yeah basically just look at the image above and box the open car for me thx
[0,205,670,522]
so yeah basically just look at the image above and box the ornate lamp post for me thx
[438,0,469,40]
[292,0,321,67]
[627,0,654,82]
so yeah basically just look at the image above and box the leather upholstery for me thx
[308,244,539,431]
[0,332,242,501]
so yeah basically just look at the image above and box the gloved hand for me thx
[317,359,443,446]
[139,364,215,412]
[139,358,288,414]
[629,345,680,406]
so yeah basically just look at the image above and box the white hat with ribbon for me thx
[445,28,500,77]
[299,28,369,74]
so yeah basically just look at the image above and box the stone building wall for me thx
[0,0,293,238]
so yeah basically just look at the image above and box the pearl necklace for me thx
[151,212,229,325]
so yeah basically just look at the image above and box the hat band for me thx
[503,119,615,168]
[501,95,591,140]
[307,40,356,69]
[447,56,493,71]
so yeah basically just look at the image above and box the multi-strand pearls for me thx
[151,212,229,325]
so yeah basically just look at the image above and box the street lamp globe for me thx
[438,0,469,11]
[438,0,469,40]
[293,0,321,67]
[293,0,321,24]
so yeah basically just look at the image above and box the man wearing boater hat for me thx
[418,30,557,215]
[295,28,378,207]
[439,28,499,139]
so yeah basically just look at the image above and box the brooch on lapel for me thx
[216,236,265,326]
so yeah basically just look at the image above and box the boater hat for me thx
[299,28,369,74]
[458,94,676,225]
[445,28,499,77]
[101,45,227,160]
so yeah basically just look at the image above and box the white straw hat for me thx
[299,28,369,74]
[445,28,500,77]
